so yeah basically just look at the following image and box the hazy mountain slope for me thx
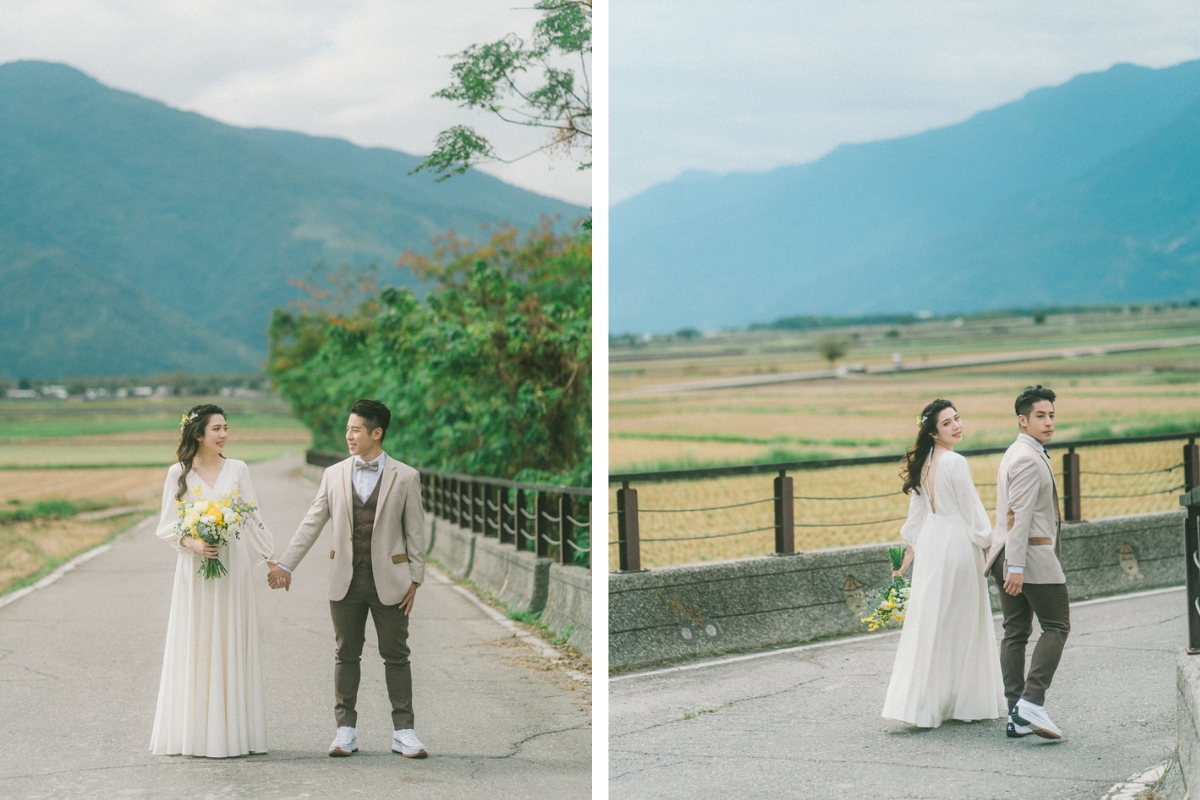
[0,60,585,376]
[0,238,257,378]
[610,60,1200,332]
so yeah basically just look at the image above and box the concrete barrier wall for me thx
[1177,654,1200,799]
[543,563,592,655]
[428,520,591,656]
[611,509,1186,673]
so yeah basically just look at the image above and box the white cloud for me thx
[0,0,590,205]
[611,0,1200,202]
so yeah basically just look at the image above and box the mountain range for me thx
[0,60,586,378]
[610,60,1200,334]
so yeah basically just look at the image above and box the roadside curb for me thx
[0,515,153,610]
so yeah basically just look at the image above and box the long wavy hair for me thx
[176,403,226,501]
[900,398,955,495]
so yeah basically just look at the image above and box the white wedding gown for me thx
[150,458,274,757]
[881,451,1005,727]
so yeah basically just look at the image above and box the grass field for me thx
[0,393,311,594]
[609,306,1200,568]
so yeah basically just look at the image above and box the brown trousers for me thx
[989,554,1070,710]
[330,564,414,730]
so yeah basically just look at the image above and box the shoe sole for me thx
[328,746,358,757]
[1031,728,1062,740]
[393,747,428,758]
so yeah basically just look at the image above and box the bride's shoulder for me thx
[165,462,183,478]
[226,458,248,473]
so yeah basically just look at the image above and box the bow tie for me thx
[354,460,380,472]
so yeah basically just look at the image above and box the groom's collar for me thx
[1017,433,1048,455]
[352,451,387,467]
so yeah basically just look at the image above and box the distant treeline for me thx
[0,373,270,396]
[611,298,1200,344]
[267,223,591,487]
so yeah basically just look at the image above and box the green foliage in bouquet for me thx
[860,545,911,632]
[267,221,591,492]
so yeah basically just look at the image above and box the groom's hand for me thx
[1004,571,1024,596]
[399,583,418,616]
[267,563,291,591]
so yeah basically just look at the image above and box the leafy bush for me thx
[267,222,591,487]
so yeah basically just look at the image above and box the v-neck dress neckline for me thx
[193,459,228,494]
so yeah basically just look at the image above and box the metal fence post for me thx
[560,495,575,566]
[536,492,551,558]
[1186,438,1200,492]
[773,470,795,555]
[616,482,641,571]
[453,479,462,527]
[1183,488,1200,653]
[514,488,527,550]
[483,485,495,536]
[1062,447,1081,522]
[471,481,483,533]
[498,487,512,543]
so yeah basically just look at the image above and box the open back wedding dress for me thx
[150,459,274,757]
[881,451,1005,728]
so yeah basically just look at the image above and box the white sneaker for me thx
[392,728,428,758]
[328,726,358,756]
[1015,699,1062,739]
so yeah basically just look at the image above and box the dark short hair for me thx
[1015,385,1056,419]
[350,398,391,442]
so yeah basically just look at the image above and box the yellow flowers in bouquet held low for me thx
[173,490,264,580]
[860,545,911,632]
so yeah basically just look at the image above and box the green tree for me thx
[414,0,591,180]
[267,222,591,487]
[816,335,849,366]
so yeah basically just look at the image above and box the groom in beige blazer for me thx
[983,385,1069,740]
[268,399,428,758]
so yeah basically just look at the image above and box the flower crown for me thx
[179,412,198,431]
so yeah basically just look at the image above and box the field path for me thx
[610,587,1183,799]
[0,455,590,798]
[638,334,1200,394]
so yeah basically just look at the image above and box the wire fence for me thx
[609,433,1200,570]
[305,451,591,569]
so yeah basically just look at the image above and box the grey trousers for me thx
[990,556,1070,710]
[330,564,414,730]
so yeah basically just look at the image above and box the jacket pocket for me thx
[391,553,409,564]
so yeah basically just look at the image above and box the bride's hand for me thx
[184,537,220,558]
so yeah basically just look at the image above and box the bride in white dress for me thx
[881,399,1004,728]
[151,403,276,757]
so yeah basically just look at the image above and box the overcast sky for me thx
[0,0,590,206]
[611,0,1200,203]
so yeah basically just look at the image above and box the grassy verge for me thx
[428,557,589,668]
[0,508,148,596]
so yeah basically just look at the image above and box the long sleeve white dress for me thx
[881,451,1005,727]
[150,458,275,757]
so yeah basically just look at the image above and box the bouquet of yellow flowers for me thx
[174,487,262,579]
[860,546,911,632]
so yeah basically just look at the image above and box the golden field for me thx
[609,307,1200,568]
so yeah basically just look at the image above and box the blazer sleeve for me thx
[155,465,188,553]
[951,455,992,549]
[402,474,426,585]
[1001,457,1041,570]
[278,467,333,571]
[898,489,928,549]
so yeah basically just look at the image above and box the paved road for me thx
[0,456,590,799]
[610,588,1184,799]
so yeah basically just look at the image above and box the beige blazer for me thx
[983,436,1065,584]
[279,454,426,605]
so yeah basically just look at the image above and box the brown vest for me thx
[351,478,381,568]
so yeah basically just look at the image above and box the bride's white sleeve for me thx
[235,462,276,562]
[952,456,993,549]
[156,465,187,552]
[897,489,927,548]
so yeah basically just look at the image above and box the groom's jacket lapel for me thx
[341,460,355,531]
[374,459,400,521]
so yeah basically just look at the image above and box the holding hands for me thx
[267,561,292,591]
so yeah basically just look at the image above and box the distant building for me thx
[5,389,37,399]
